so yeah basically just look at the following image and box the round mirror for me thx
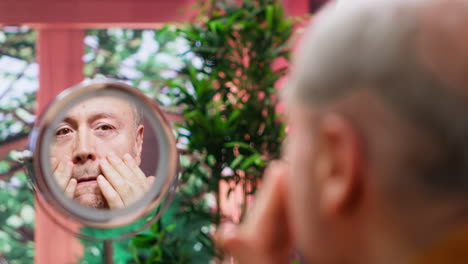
[27,79,179,240]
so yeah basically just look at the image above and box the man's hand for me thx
[51,157,77,198]
[216,161,292,264]
[97,152,155,209]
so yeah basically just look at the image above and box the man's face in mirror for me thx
[50,96,151,209]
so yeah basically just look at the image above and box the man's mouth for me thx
[76,176,98,184]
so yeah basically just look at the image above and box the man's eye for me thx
[56,128,72,136]
[97,125,114,131]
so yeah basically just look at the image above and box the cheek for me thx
[50,144,71,160]
[94,135,135,157]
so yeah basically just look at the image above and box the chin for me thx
[75,194,109,209]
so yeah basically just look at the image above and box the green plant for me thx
[0,27,37,264]
[134,0,295,262]
[180,0,293,223]
[0,171,35,264]
[129,184,214,264]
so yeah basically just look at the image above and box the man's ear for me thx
[317,112,364,219]
[135,124,144,166]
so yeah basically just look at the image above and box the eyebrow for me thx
[61,117,78,128]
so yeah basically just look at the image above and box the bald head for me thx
[286,0,468,197]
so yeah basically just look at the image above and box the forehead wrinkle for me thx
[65,96,136,126]
[88,112,123,127]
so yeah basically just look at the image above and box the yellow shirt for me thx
[410,225,468,264]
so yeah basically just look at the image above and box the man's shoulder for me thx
[409,224,468,264]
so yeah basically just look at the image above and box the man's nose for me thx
[72,130,96,164]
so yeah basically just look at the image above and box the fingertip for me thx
[217,223,240,245]
[123,153,138,167]
[96,175,107,188]
[69,179,77,190]
[216,224,249,261]
[147,175,156,184]
[221,222,239,234]
[65,178,77,198]
[97,174,105,181]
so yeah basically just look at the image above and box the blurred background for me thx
[0,0,324,263]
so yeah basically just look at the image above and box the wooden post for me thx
[282,0,310,17]
[35,28,85,264]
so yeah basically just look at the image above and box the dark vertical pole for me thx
[104,240,114,264]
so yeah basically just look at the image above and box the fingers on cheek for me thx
[55,161,64,174]
[97,175,123,207]
[123,153,146,180]
[65,161,73,175]
[69,178,77,186]
[51,158,58,169]
[97,175,113,193]
[108,152,127,171]
[147,176,156,185]
[100,159,120,185]
[123,153,135,166]
[101,158,113,173]
[107,155,135,183]
[66,178,77,196]
[117,155,140,181]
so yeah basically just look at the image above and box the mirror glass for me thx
[29,80,179,237]
[49,95,157,210]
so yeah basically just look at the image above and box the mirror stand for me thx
[104,240,114,264]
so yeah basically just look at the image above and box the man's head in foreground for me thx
[219,0,468,263]
[50,96,154,209]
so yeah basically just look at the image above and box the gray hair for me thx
[132,104,144,127]
[286,0,468,196]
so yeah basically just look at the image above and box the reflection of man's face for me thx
[51,96,144,209]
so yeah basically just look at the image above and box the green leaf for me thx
[227,108,241,124]
[133,235,156,249]
[240,153,262,170]
[230,155,244,169]
[224,141,252,150]
[166,223,176,232]
[129,243,142,264]
[0,161,10,174]
[266,5,274,30]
